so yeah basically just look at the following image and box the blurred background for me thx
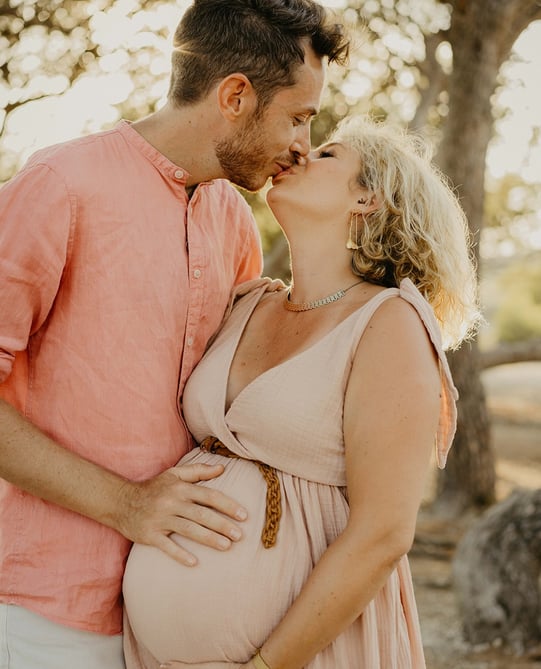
[1,1,540,666]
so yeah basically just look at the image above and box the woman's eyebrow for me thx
[317,142,344,151]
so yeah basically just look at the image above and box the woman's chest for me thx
[225,305,340,409]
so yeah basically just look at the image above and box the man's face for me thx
[215,48,325,192]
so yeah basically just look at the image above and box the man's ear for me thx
[216,73,257,121]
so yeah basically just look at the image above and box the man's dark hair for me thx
[168,0,349,108]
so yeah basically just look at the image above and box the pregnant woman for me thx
[123,115,479,669]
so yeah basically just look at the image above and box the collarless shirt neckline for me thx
[117,119,204,188]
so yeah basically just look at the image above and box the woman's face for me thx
[266,140,367,223]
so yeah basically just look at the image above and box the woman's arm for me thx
[162,296,441,669]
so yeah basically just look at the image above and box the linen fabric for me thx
[0,604,124,669]
[0,121,263,634]
[123,278,458,668]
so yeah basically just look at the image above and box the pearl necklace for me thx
[284,280,364,312]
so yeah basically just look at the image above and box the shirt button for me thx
[187,336,194,347]
[193,269,202,279]
[174,169,184,180]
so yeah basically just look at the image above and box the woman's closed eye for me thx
[311,142,342,160]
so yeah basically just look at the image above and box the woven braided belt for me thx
[199,436,282,548]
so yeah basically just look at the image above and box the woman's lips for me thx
[271,165,294,184]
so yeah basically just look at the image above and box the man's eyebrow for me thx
[296,107,318,118]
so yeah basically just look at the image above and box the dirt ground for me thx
[411,361,541,669]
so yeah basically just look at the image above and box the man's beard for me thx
[215,119,272,192]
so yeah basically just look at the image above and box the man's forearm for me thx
[0,398,133,531]
[0,399,247,566]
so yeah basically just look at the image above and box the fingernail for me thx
[185,555,197,566]
[236,508,247,520]
[230,527,242,541]
[218,536,231,550]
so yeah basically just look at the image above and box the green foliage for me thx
[485,173,541,229]
[0,0,183,180]
[0,0,178,115]
[495,257,541,343]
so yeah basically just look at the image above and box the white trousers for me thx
[0,604,125,669]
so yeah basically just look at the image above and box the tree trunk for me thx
[410,32,448,132]
[433,0,541,515]
[452,488,541,653]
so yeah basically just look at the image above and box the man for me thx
[0,0,349,667]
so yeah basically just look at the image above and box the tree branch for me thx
[480,338,541,369]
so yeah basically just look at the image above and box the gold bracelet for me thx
[252,650,272,669]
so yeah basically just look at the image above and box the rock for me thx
[452,488,541,654]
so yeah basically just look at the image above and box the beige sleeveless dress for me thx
[123,278,457,669]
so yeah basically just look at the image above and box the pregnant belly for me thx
[123,450,313,663]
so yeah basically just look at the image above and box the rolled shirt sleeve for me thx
[0,162,73,383]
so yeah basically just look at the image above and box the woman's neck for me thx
[287,242,358,305]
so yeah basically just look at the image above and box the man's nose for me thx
[290,124,311,159]
[295,148,320,166]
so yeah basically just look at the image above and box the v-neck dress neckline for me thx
[223,282,400,416]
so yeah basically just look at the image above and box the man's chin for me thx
[234,175,270,193]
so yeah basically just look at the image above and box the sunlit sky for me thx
[2,1,541,255]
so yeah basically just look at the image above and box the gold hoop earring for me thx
[346,213,360,250]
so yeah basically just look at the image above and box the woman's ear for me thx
[216,73,257,121]
[355,190,382,215]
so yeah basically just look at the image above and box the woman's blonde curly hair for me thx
[332,115,481,350]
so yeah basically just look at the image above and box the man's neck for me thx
[132,103,223,186]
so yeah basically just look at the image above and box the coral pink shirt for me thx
[0,121,263,634]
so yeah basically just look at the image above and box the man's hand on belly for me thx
[113,464,247,566]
